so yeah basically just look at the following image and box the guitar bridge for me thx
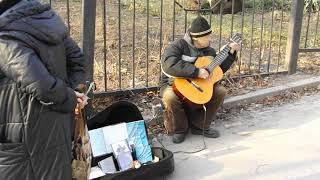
[187,79,204,92]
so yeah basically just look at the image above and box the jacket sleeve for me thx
[64,36,86,89]
[161,41,199,78]
[220,51,237,73]
[0,38,77,113]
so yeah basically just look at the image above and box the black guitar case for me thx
[87,100,174,180]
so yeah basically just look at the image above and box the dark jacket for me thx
[160,33,237,94]
[0,0,86,179]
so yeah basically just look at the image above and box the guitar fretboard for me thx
[207,45,231,72]
[205,33,241,72]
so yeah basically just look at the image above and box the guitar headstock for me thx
[230,33,242,45]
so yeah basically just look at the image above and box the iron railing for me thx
[46,0,320,95]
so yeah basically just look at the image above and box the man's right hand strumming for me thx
[198,68,209,79]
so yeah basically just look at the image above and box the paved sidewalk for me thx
[160,93,320,180]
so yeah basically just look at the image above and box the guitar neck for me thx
[207,44,231,72]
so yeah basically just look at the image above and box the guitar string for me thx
[207,47,231,71]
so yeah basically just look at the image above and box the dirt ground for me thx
[50,0,320,92]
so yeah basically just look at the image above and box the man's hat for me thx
[188,16,212,38]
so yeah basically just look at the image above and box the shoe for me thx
[191,127,220,138]
[172,132,187,144]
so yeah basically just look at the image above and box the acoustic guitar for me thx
[173,33,242,105]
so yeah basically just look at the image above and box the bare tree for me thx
[210,0,243,14]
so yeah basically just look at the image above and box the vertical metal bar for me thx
[285,0,304,74]
[184,11,187,34]
[146,0,149,87]
[249,0,255,73]
[66,0,70,35]
[80,0,96,82]
[159,0,163,80]
[132,0,136,88]
[118,0,122,89]
[277,0,284,73]
[258,0,264,73]
[305,5,312,48]
[239,0,245,74]
[313,5,320,47]
[49,0,52,6]
[267,0,275,73]
[209,13,212,27]
[230,0,235,37]
[219,1,224,51]
[102,0,107,91]
[173,1,176,41]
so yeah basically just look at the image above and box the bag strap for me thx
[73,84,87,140]
[74,107,86,138]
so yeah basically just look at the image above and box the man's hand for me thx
[229,42,240,54]
[74,91,88,109]
[198,68,209,79]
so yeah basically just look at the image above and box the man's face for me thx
[193,33,212,49]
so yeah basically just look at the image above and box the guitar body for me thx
[173,56,224,105]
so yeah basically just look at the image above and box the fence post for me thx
[285,0,304,74]
[80,0,96,118]
[81,0,96,82]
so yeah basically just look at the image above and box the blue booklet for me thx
[126,120,153,163]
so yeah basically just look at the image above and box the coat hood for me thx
[0,0,67,45]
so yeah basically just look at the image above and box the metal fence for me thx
[173,0,286,76]
[287,0,320,74]
[93,0,167,93]
[300,0,320,52]
[47,0,320,95]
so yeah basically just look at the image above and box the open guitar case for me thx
[87,100,174,180]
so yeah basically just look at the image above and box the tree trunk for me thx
[210,0,243,14]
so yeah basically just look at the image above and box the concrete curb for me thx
[223,76,320,108]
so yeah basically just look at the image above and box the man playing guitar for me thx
[160,16,240,143]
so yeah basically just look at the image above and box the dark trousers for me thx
[161,85,226,134]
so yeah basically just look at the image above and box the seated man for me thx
[160,16,239,143]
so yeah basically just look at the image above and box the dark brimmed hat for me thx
[188,16,212,38]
